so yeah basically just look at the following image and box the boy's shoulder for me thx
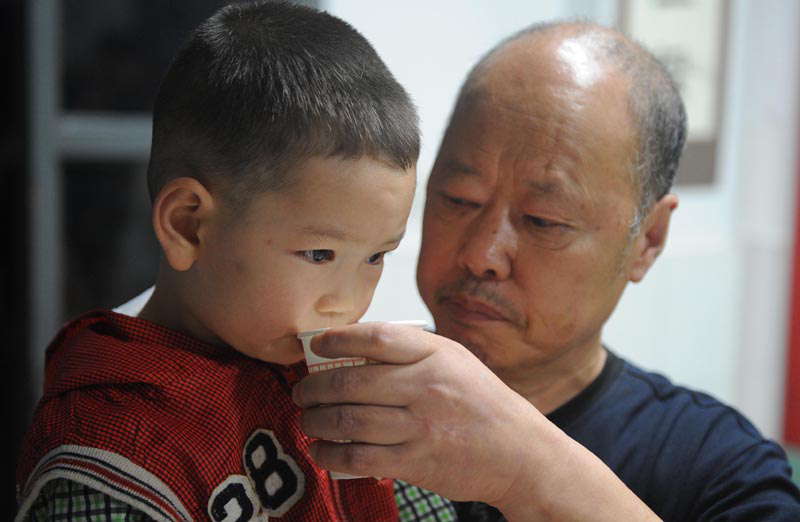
[43,309,299,395]
[18,310,323,520]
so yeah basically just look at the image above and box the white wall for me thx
[608,0,799,439]
[325,1,800,440]
[729,0,799,438]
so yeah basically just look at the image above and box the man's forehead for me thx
[441,63,636,193]
[435,155,587,205]
[443,95,587,168]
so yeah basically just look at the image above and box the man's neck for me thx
[495,343,608,416]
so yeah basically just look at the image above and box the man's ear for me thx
[627,193,678,283]
[151,177,216,272]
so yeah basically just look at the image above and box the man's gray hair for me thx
[461,21,687,228]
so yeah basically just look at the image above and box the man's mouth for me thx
[441,295,511,324]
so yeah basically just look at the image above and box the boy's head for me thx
[147,0,419,205]
[142,1,419,364]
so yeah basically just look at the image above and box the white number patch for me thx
[208,475,266,522]
[208,429,305,521]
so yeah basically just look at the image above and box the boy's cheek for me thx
[236,334,305,365]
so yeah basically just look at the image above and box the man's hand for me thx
[291,321,546,505]
[291,322,661,521]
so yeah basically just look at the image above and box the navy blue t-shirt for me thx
[454,350,800,521]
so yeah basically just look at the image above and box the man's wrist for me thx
[490,415,573,521]
[493,420,660,522]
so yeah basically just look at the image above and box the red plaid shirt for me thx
[16,310,397,521]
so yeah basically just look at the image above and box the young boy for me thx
[16,1,419,520]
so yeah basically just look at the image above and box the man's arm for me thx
[292,322,661,521]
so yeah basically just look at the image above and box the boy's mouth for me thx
[254,334,305,366]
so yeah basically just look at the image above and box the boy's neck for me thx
[138,268,306,366]
[138,270,219,347]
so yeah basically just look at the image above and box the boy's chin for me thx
[243,335,305,366]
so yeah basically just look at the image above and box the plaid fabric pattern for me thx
[26,478,459,521]
[26,477,154,521]
[395,480,457,522]
[17,310,398,521]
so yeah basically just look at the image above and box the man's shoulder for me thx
[607,355,767,456]
[612,358,744,414]
[600,354,800,519]
[554,350,751,441]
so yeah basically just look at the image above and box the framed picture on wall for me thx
[619,0,729,186]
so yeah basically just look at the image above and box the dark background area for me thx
[5,0,250,513]
[3,0,31,509]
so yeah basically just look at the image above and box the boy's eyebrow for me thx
[301,225,354,241]
[301,225,406,246]
[384,231,406,245]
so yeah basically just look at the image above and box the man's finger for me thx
[301,404,419,445]
[292,362,417,408]
[310,322,440,364]
[309,440,415,480]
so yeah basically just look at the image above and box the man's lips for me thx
[441,296,510,323]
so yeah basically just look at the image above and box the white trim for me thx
[18,444,191,522]
[16,470,175,522]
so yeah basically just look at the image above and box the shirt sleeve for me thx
[690,438,800,521]
[23,477,156,522]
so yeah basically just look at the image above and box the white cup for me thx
[296,320,428,479]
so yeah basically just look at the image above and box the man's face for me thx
[417,38,641,377]
[190,156,416,364]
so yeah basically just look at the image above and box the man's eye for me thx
[298,249,335,263]
[441,192,478,208]
[366,251,386,266]
[525,215,563,229]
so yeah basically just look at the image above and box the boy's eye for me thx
[299,249,335,263]
[366,252,386,266]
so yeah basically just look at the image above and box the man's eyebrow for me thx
[439,158,481,178]
[526,178,583,203]
[528,179,565,195]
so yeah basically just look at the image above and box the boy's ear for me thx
[151,177,216,272]
[627,193,678,283]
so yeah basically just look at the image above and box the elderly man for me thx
[293,21,800,521]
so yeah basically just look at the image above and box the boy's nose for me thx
[314,287,358,318]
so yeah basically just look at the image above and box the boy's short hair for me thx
[147,0,420,206]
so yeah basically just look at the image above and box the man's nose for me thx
[457,206,516,280]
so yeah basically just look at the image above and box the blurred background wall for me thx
[6,0,799,512]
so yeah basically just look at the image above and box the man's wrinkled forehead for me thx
[440,91,591,186]
[435,55,638,208]
[435,152,588,211]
